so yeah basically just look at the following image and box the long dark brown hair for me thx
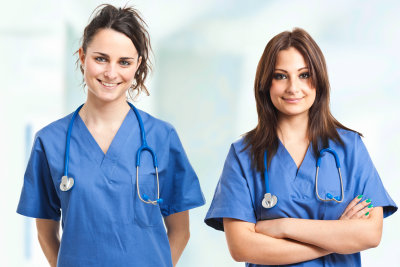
[76,4,152,98]
[243,28,361,173]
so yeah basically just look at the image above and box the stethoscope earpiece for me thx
[326,193,341,202]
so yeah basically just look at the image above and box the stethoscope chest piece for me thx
[262,193,277,209]
[60,176,74,191]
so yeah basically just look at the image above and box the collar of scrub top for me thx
[261,147,344,209]
[60,102,163,206]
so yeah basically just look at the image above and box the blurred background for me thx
[1,0,399,266]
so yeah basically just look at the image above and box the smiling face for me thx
[79,28,142,104]
[269,47,316,120]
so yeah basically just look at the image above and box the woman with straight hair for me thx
[17,4,204,267]
[205,28,396,266]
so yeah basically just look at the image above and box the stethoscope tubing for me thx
[128,102,162,205]
[127,102,158,168]
[63,104,84,177]
[263,151,270,194]
[61,102,162,205]
[315,148,344,203]
[263,146,344,207]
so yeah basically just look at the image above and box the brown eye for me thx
[299,72,310,79]
[273,73,287,80]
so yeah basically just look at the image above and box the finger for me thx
[347,198,372,218]
[340,195,364,219]
[340,197,370,219]
[364,211,371,219]
[351,204,374,219]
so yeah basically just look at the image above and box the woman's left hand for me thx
[255,218,288,239]
[339,195,373,220]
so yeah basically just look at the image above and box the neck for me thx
[79,96,130,126]
[277,112,309,144]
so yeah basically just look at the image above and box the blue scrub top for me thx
[205,129,397,267]
[17,108,205,267]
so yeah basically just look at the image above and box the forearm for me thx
[224,218,330,265]
[167,229,190,266]
[277,208,383,254]
[38,234,60,267]
[164,211,190,266]
[36,219,60,267]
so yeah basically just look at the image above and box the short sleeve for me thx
[159,128,205,217]
[17,136,61,221]
[204,144,257,231]
[353,135,397,218]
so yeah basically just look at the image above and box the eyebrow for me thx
[93,52,135,60]
[274,67,309,73]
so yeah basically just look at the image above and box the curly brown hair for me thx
[76,4,152,99]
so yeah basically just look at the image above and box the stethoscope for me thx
[262,148,344,209]
[60,102,163,206]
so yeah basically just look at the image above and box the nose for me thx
[104,64,117,80]
[286,76,300,94]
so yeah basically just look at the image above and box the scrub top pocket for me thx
[133,174,163,227]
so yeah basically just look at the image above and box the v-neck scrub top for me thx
[205,129,397,267]
[17,108,205,267]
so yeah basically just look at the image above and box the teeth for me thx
[101,81,118,87]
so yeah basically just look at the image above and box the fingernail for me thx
[368,204,373,208]
[357,195,363,199]
[366,199,371,203]
[365,212,370,216]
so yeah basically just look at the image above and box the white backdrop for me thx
[1,0,399,266]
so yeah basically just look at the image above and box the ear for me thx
[137,56,142,69]
[78,47,85,66]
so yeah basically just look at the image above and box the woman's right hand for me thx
[339,195,374,220]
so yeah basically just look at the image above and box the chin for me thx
[280,108,309,118]
[89,91,126,104]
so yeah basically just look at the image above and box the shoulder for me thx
[337,128,361,140]
[335,128,363,149]
[137,109,174,130]
[231,137,248,154]
[134,108,180,143]
[226,136,252,165]
[331,128,368,159]
[35,112,73,144]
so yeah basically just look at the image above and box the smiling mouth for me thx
[282,97,303,103]
[282,97,303,101]
[97,79,122,88]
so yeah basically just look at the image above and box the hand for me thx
[255,218,288,239]
[339,195,373,220]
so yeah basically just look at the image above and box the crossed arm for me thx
[223,196,383,265]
